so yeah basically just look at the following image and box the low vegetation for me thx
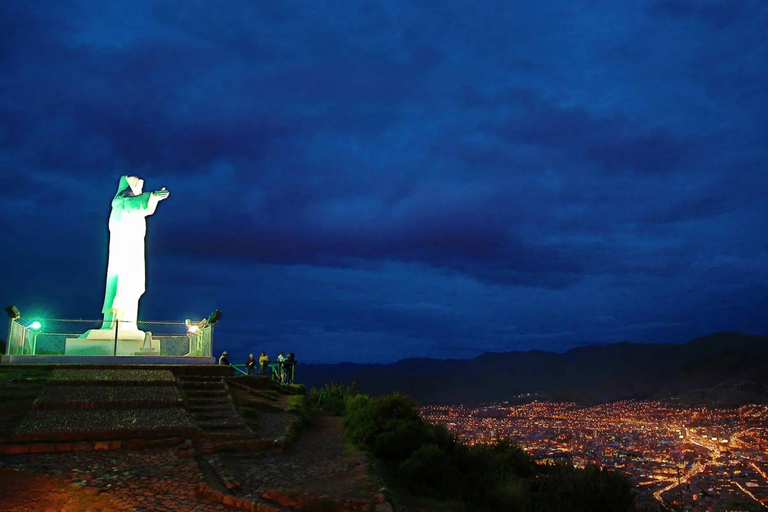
[311,382,636,512]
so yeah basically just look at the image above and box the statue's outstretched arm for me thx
[152,187,170,201]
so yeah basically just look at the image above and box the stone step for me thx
[187,402,235,411]
[176,381,226,390]
[11,408,196,442]
[186,401,234,412]
[183,389,228,398]
[198,438,273,454]
[171,366,233,378]
[197,420,248,430]
[192,411,242,421]
[189,411,237,420]
[177,375,225,381]
[189,409,239,419]
[32,386,183,409]
[48,368,178,386]
[197,429,255,440]
[189,408,234,417]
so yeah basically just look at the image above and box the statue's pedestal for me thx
[65,329,159,356]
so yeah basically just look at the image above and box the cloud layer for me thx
[1,0,766,363]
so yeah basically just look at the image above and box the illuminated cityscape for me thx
[421,400,768,510]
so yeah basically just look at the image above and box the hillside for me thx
[0,365,640,511]
[0,366,388,512]
[299,332,768,405]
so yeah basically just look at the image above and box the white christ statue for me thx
[100,175,169,334]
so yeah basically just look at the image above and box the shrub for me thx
[486,476,532,512]
[343,393,424,463]
[397,444,459,498]
[286,394,307,414]
[371,418,427,463]
[531,463,634,512]
[285,383,306,395]
[422,422,457,453]
[309,382,358,415]
[334,389,636,512]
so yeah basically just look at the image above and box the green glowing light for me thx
[29,321,42,331]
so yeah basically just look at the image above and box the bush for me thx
[531,463,635,512]
[486,477,532,512]
[343,393,425,463]
[285,394,313,446]
[286,394,307,414]
[371,418,428,463]
[329,388,636,512]
[422,422,457,452]
[284,383,306,395]
[398,444,459,498]
[309,382,358,415]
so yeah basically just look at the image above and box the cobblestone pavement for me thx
[0,448,227,512]
[220,413,379,503]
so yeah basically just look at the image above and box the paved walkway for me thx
[217,413,379,503]
[0,415,383,512]
[0,368,387,512]
[0,448,227,512]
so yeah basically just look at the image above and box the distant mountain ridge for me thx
[299,332,768,405]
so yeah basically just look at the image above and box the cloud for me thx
[460,88,693,176]
[1,0,767,364]
[647,0,753,29]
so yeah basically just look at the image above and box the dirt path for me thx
[218,412,381,503]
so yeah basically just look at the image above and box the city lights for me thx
[421,400,768,509]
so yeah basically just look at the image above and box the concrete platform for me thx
[0,355,215,365]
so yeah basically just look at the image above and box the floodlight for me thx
[207,310,222,325]
[29,321,42,331]
[185,319,200,333]
[5,305,20,319]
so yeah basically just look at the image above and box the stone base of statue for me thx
[65,329,159,356]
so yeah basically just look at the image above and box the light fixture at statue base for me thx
[5,305,21,319]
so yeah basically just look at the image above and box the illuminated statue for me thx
[100,175,170,332]
[66,175,170,354]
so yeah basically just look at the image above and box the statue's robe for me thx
[101,175,162,330]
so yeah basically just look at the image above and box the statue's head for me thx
[116,175,145,197]
[126,176,144,195]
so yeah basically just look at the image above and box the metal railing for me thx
[5,317,213,357]
[231,362,296,384]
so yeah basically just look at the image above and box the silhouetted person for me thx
[276,351,285,382]
[245,354,256,375]
[283,352,297,384]
[218,351,231,366]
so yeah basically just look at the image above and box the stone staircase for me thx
[176,374,267,453]
[10,368,196,444]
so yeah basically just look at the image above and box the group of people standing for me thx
[243,352,270,376]
[219,350,297,384]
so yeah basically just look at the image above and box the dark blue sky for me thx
[1,1,766,364]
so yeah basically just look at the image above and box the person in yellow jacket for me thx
[258,351,269,376]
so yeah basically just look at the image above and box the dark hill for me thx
[299,332,768,405]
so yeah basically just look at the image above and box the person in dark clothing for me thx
[282,352,297,384]
[218,351,231,366]
[245,354,256,375]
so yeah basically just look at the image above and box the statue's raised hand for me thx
[152,188,170,201]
